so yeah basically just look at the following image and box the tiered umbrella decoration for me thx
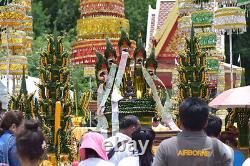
[72,0,131,66]
[214,7,246,34]
[22,0,32,12]
[0,56,27,75]
[1,30,26,54]
[0,1,33,94]
[178,0,196,16]
[213,0,246,89]
[0,3,26,28]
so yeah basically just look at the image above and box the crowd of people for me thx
[0,97,249,166]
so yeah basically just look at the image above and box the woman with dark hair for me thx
[16,119,46,166]
[78,132,114,166]
[0,110,23,166]
[118,127,155,166]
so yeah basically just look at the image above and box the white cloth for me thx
[242,158,250,166]
[78,158,114,166]
[118,156,139,166]
[104,133,133,166]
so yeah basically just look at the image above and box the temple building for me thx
[146,0,243,93]
[146,0,178,89]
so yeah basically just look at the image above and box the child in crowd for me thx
[118,127,155,166]
[16,119,46,166]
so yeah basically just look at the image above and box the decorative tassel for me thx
[31,101,35,118]
[193,72,196,81]
[54,101,61,146]
[202,73,205,82]
[180,58,183,67]
[53,55,57,64]
[66,58,68,66]
[48,43,51,53]
[189,88,192,97]
[45,57,48,66]
[62,58,65,67]
[40,106,43,113]
[183,74,187,82]
[50,72,52,80]
[60,73,62,82]
[60,43,63,55]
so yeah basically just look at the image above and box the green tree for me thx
[32,1,51,37]
[225,15,250,85]
[124,0,157,41]
[55,0,80,32]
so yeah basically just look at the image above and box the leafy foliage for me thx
[124,0,157,41]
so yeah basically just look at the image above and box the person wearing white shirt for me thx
[104,115,141,165]
[243,158,250,166]
[118,127,155,166]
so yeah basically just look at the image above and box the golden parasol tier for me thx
[20,16,33,33]
[25,36,32,54]
[77,17,129,39]
[1,30,26,55]
[214,7,246,89]
[0,4,27,28]
[22,0,32,12]
[0,55,28,75]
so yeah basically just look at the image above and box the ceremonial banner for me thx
[96,84,109,134]
[142,67,179,130]
[98,64,117,114]
[111,51,129,136]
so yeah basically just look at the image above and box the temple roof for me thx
[146,0,178,59]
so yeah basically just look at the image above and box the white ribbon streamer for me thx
[142,67,179,130]
[111,51,129,136]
